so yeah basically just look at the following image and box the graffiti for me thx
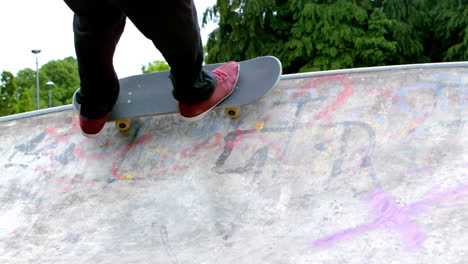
[111,134,155,180]
[7,71,466,180]
[57,178,96,190]
[312,184,468,250]
[7,70,466,184]
[1,68,467,260]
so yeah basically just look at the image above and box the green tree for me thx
[16,68,49,109]
[17,88,33,113]
[0,71,19,116]
[287,0,398,71]
[381,0,431,63]
[203,0,467,72]
[142,60,170,73]
[13,57,79,110]
[203,0,285,67]
[41,56,79,105]
[430,0,468,61]
[203,0,398,73]
[15,68,37,111]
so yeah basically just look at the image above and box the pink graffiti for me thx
[57,178,96,190]
[45,118,80,142]
[180,133,222,158]
[73,137,115,160]
[45,127,69,143]
[111,134,155,179]
[257,135,287,164]
[290,75,354,123]
[394,116,427,139]
[314,81,353,121]
[144,164,190,179]
[312,184,468,250]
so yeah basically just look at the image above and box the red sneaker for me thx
[179,61,240,121]
[79,106,111,138]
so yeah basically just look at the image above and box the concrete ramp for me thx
[0,63,467,263]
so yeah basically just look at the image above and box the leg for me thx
[110,0,217,104]
[64,0,126,119]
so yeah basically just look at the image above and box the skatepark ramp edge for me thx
[1,61,467,123]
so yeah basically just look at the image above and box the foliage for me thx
[141,60,170,73]
[41,56,80,105]
[0,71,34,115]
[203,0,468,73]
[15,68,43,110]
[381,0,430,63]
[203,0,284,66]
[288,0,398,71]
[0,71,19,115]
[0,57,79,116]
[430,0,468,61]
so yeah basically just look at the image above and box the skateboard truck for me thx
[115,107,241,131]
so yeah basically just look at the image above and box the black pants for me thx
[64,0,216,119]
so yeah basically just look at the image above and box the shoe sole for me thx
[81,130,103,138]
[180,64,241,122]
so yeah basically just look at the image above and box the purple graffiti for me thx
[313,184,468,250]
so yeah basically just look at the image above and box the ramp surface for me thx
[0,64,467,263]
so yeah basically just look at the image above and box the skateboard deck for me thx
[73,56,282,130]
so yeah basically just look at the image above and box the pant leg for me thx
[110,0,216,104]
[64,0,126,119]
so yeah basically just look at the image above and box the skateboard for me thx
[73,56,282,131]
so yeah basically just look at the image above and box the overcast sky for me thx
[0,0,217,78]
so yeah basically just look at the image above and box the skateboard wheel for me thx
[116,119,131,131]
[225,107,240,119]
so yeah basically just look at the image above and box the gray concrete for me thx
[0,64,467,263]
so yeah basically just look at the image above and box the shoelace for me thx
[212,69,228,80]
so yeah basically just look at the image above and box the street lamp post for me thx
[46,81,54,108]
[31,49,41,110]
